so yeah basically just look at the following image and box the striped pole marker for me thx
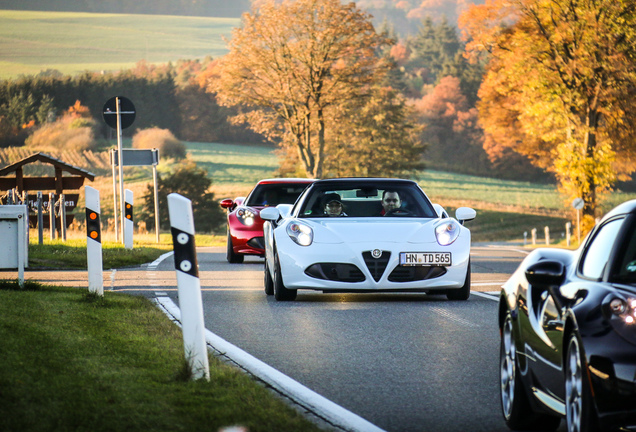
[167,193,210,381]
[124,189,133,250]
[85,186,103,296]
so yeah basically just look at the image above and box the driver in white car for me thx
[381,190,401,215]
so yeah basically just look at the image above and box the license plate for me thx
[400,252,452,266]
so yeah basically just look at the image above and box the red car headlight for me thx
[236,207,257,226]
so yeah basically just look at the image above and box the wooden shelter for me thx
[0,152,95,228]
[0,152,95,193]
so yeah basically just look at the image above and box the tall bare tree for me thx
[209,0,404,178]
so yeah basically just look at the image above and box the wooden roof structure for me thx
[0,152,95,194]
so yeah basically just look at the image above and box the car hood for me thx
[306,218,441,244]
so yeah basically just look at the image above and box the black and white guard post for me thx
[124,189,133,250]
[85,186,103,296]
[167,193,209,381]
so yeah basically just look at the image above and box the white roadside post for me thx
[124,189,133,250]
[167,193,210,381]
[572,197,584,245]
[85,186,103,296]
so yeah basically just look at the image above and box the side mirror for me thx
[220,198,234,209]
[455,207,476,225]
[260,207,281,221]
[277,204,293,219]
[525,260,565,287]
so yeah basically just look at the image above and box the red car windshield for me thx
[245,183,310,207]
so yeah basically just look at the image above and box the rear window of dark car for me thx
[245,183,310,207]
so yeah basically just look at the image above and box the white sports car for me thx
[261,178,476,301]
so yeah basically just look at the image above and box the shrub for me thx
[24,100,99,152]
[25,117,98,151]
[132,127,186,160]
[138,159,225,234]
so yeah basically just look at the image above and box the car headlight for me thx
[607,296,636,325]
[435,219,460,246]
[287,222,313,246]
[236,207,257,226]
[603,292,636,346]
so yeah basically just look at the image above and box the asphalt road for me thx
[10,244,566,431]
[138,245,532,432]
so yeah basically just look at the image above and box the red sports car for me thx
[220,178,315,263]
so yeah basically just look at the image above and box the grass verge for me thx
[0,282,324,432]
[462,207,570,244]
[28,232,225,269]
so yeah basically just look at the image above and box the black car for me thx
[499,200,636,432]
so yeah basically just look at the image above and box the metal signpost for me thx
[103,96,136,244]
[110,148,160,242]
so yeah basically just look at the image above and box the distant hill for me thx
[0,0,250,18]
[0,0,483,33]
[358,0,484,35]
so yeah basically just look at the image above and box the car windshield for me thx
[298,182,437,218]
[245,183,309,207]
[613,220,636,285]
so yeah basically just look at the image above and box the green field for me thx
[183,141,636,213]
[0,10,237,78]
[178,141,636,243]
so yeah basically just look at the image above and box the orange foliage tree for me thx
[208,0,408,178]
[460,0,636,216]
[414,76,488,173]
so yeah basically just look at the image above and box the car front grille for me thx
[362,251,391,282]
[388,265,447,282]
[247,236,265,250]
[305,263,365,282]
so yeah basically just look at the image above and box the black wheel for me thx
[565,333,600,432]
[500,313,561,431]
[273,252,297,301]
[226,230,244,264]
[264,260,274,295]
[447,261,471,300]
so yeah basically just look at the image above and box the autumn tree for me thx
[461,0,636,216]
[404,16,484,103]
[414,76,488,173]
[324,86,425,177]
[209,0,422,179]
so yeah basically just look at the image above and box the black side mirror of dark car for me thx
[525,260,565,287]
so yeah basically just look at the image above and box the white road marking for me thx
[154,296,385,432]
[471,291,499,301]
[149,251,174,270]
[431,307,480,328]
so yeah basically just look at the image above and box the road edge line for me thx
[471,291,499,302]
[153,296,385,432]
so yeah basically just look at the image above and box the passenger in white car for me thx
[322,193,347,217]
